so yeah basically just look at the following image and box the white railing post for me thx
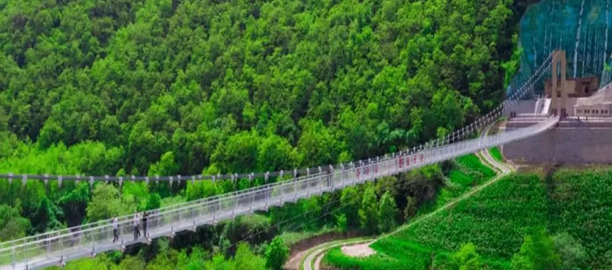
[11,242,15,269]
[280,179,284,203]
[329,165,334,190]
[341,164,345,188]
[25,241,28,269]
[318,166,323,195]
[293,169,298,202]
[46,234,50,258]
[350,162,355,185]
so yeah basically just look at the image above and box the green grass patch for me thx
[324,238,509,270]
[448,170,473,187]
[490,147,503,162]
[324,245,425,270]
[455,154,496,180]
[420,154,497,213]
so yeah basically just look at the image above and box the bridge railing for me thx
[0,116,558,270]
[0,168,335,252]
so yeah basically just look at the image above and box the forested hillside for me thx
[0,0,528,268]
[0,0,516,176]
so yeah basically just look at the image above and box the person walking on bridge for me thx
[112,216,119,243]
[133,212,141,240]
[142,211,149,239]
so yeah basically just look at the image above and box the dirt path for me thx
[302,239,370,270]
[285,231,365,270]
[341,243,375,257]
[286,249,309,270]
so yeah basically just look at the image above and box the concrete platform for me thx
[503,117,612,164]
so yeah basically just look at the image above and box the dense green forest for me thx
[0,0,520,229]
[0,0,536,268]
[0,0,518,175]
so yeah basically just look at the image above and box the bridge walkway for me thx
[0,116,559,270]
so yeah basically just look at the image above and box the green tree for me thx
[148,152,179,176]
[234,242,266,270]
[58,182,90,227]
[205,254,234,270]
[336,214,348,233]
[449,243,483,270]
[148,152,180,197]
[176,247,206,270]
[32,197,63,233]
[359,186,379,234]
[553,232,586,270]
[0,204,30,242]
[122,182,149,211]
[378,191,398,233]
[118,255,146,270]
[211,131,261,173]
[186,180,220,201]
[511,229,561,270]
[340,187,361,227]
[256,135,297,172]
[0,0,521,255]
[86,184,134,222]
[501,34,524,89]
[222,215,272,250]
[145,193,162,210]
[297,120,336,166]
[266,236,289,270]
[404,196,417,221]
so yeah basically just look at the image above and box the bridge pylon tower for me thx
[550,50,568,118]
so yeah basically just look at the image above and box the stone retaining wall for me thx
[502,120,612,164]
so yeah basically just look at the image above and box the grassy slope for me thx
[490,147,503,163]
[419,154,496,215]
[324,154,502,269]
[325,168,612,269]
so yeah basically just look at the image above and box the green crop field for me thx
[325,168,612,269]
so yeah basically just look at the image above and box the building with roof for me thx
[573,83,612,117]
[544,77,599,98]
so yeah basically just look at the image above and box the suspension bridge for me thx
[0,51,574,270]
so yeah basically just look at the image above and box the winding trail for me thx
[301,238,370,270]
[300,122,513,270]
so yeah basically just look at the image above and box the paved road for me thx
[478,123,512,174]
[302,122,513,270]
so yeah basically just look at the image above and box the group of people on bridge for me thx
[112,211,150,243]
